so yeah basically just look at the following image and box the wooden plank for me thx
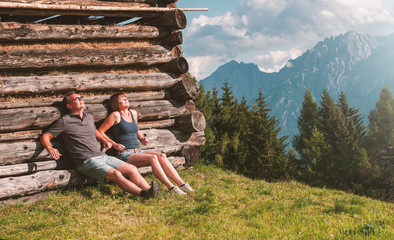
[0,160,70,178]
[0,169,89,200]
[0,155,185,200]
[0,2,179,17]
[0,99,193,132]
[0,119,176,142]
[0,22,166,42]
[0,130,205,166]
[0,91,168,109]
[0,46,178,69]
[0,72,179,95]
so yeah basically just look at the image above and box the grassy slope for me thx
[0,164,392,240]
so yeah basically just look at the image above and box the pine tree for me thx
[194,81,217,163]
[246,89,287,180]
[367,86,394,194]
[293,88,319,180]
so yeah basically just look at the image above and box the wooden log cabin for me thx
[0,0,206,202]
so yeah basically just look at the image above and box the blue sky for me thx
[177,0,394,80]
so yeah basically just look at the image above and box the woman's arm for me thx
[131,109,149,146]
[97,112,125,150]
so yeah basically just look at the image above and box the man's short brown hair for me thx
[109,92,126,111]
[62,91,76,109]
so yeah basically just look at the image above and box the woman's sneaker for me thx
[179,183,194,192]
[170,186,186,195]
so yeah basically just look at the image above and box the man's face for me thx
[66,93,85,112]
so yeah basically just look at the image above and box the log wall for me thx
[0,0,205,201]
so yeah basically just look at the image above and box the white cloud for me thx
[182,0,394,79]
[254,49,303,73]
[187,56,222,80]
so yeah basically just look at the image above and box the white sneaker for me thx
[179,183,194,192]
[171,186,186,195]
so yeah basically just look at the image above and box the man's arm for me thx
[40,132,62,160]
[95,130,112,150]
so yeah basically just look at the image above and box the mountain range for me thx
[200,30,394,142]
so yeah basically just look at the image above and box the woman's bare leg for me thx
[127,153,174,189]
[144,152,185,186]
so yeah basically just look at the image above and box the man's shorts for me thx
[76,154,124,181]
[116,149,144,161]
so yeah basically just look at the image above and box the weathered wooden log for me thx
[0,160,70,178]
[0,169,89,200]
[161,57,188,75]
[169,74,199,101]
[0,22,165,42]
[0,155,185,200]
[0,91,168,109]
[0,45,179,69]
[0,107,202,142]
[0,130,42,142]
[161,31,183,46]
[0,2,177,18]
[137,9,186,29]
[0,72,180,95]
[175,111,206,133]
[0,130,204,166]
[0,119,176,142]
[0,155,182,178]
[0,99,193,132]
[182,145,199,167]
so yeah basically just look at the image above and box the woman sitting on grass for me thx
[98,92,194,195]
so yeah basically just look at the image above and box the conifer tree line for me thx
[194,74,393,200]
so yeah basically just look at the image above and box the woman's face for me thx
[117,95,130,109]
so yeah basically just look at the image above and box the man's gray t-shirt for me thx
[48,112,103,167]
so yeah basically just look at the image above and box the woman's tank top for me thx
[112,111,140,149]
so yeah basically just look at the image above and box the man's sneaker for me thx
[179,183,194,192]
[146,180,160,198]
[170,186,186,195]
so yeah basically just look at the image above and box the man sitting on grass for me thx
[40,91,159,198]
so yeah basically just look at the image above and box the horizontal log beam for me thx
[0,155,185,200]
[0,45,178,69]
[0,22,167,42]
[0,110,205,142]
[175,111,206,133]
[0,155,182,178]
[0,129,204,166]
[0,160,70,178]
[0,169,89,200]
[169,74,199,101]
[161,57,188,75]
[0,2,180,18]
[0,99,194,132]
[0,72,180,95]
[0,91,168,109]
[137,9,186,29]
[161,31,183,46]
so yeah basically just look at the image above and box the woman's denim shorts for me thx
[117,149,143,161]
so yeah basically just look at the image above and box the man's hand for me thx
[48,146,62,160]
[103,141,112,150]
[113,143,125,151]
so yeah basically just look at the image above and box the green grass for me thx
[0,163,393,239]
